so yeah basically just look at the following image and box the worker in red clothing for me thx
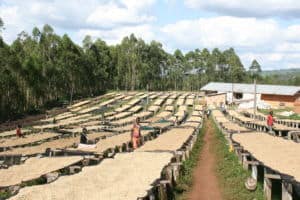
[16,124,23,137]
[267,111,274,134]
[131,117,141,150]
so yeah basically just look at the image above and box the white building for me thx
[201,82,300,109]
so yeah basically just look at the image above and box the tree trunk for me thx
[131,63,135,91]
[70,82,74,105]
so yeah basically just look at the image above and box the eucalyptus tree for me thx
[0,37,25,120]
[58,34,84,103]
[166,49,186,90]
[139,40,167,90]
[249,59,262,72]
[83,37,112,94]
[223,48,246,83]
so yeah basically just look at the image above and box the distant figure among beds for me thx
[80,127,88,144]
[131,117,141,150]
[16,124,23,138]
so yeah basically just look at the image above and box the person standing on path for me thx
[267,111,274,134]
[131,117,141,150]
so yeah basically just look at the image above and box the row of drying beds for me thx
[14,96,145,138]
[0,126,105,156]
[0,92,176,139]
[232,141,300,200]
[0,129,35,139]
[137,123,202,200]
[0,121,177,197]
[0,94,198,167]
[49,114,182,159]
[0,131,108,168]
[0,94,150,161]
[50,108,198,161]
[48,97,147,131]
[29,93,140,132]
[0,93,198,198]
[0,133,61,153]
[0,95,168,164]
[227,112,300,143]
[244,111,300,129]
[242,122,300,142]
[212,115,300,200]
[0,93,189,159]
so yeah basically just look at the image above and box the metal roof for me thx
[201,82,300,96]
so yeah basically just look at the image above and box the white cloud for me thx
[76,24,156,45]
[120,0,156,11]
[161,16,300,69]
[241,52,300,70]
[0,0,156,43]
[184,0,300,18]
[285,25,300,42]
[161,17,281,49]
[86,1,155,28]
[0,0,98,43]
[275,42,300,53]
[0,5,28,42]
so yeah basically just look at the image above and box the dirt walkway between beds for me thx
[188,119,223,200]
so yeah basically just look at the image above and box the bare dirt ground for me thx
[188,120,223,200]
[0,107,68,132]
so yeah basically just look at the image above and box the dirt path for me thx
[188,119,222,200]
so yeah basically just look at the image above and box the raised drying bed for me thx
[9,120,200,200]
[212,110,300,200]
[0,133,61,152]
[0,156,82,185]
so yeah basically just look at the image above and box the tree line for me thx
[0,20,299,122]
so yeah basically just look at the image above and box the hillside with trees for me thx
[0,19,299,122]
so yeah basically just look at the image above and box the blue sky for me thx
[1,0,300,70]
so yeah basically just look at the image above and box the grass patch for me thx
[0,190,11,200]
[173,123,205,200]
[20,177,47,187]
[211,118,264,200]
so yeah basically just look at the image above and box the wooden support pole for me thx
[282,181,293,200]
[264,174,272,200]
[162,165,173,184]
[171,162,182,184]
[183,145,191,159]
[264,168,281,200]
[251,164,258,180]
[158,180,172,200]
[174,151,185,162]
[236,149,243,164]
[241,153,250,170]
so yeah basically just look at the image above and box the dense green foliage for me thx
[261,70,300,86]
[0,20,299,122]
